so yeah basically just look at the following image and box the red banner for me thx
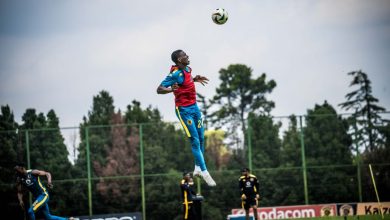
[232,204,336,219]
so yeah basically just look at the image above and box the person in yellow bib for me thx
[180,171,197,220]
[239,168,260,220]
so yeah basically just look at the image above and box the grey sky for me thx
[1,0,389,129]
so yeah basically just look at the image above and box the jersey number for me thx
[197,118,204,128]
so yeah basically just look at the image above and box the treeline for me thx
[0,66,389,220]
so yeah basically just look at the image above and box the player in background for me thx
[239,168,260,220]
[180,172,197,220]
[14,163,74,220]
[157,49,216,186]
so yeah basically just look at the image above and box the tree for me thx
[248,113,282,168]
[197,93,210,129]
[0,105,22,219]
[210,64,276,149]
[204,129,231,170]
[125,100,162,123]
[361,120,390,202]
[276,115,307,205]
[281,115,301,167]
[304,101,355,203]
[74,90,116,215]
[0,105,19,163]
[246,113,283,207]
[339,70,387,151]
[76,90,115,171]
[94,111,140,213]
[124,100,175,174]
[19,109,71,172]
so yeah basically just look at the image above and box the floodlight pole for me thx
[85,127,93,216]
[25,130,32,205]
[139,124,146,220]
[247,117,253,171]
[353,110,363,202]
[299,116,309,205]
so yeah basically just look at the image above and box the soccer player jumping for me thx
[157,49,216,186]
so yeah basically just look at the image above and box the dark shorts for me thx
[242,197,258,210]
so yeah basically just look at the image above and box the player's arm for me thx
[157,71,181,94]
[193,75,209,86]
[180,181,190,190]
[255,177,260,199]
[157,84,179,94]
[239,178,246,200]
[188,178,196,195]
[31,169,53,189]
[180,181,192,198]
[16,179,24,209]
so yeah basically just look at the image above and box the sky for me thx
[1,0,390,130]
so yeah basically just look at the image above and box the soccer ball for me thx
[212,8,228,25]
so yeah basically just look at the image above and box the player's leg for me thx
[195,110,205,156]
[189,203,197,219]
[27,206,36,220]
[251,198,259,220]
[193,107,216,186]
[252,206,259,220]
[243,199,250,220]
[245,209,250,220]
[40,203,67,220]
[28,194,48,220]
[193,109,205,176]
[176,106,215,186]
[187,122,206,171]
[176,107,205,170]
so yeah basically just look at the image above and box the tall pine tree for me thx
[339,70,387,151]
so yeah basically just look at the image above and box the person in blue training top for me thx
[157,49,216,186]
[15,163,74,220]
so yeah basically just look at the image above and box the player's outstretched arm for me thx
[193,75,209,86]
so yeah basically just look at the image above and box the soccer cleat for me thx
[193,165,202,177]
[201,170,216,186]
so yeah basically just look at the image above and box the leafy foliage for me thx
[210,64,276,148]
[248,113,282,169]
[1,68,389,219]
[0,105,22,218]
[304,102,356,203]
[204,130,231,170]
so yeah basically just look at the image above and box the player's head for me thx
[183,171,191,180]
[241,167,250,176]
[14,162,26,175]
[171,49,189,65]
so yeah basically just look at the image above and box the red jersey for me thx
[161,65,197,107]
